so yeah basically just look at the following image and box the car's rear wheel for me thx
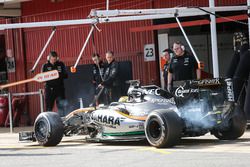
[145,109,183,148]
[34,112,64,146]
[213,104,246,140]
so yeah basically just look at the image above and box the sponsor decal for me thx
[128,123,144,130]
[92,115,121,126]
[184,58,190,65]
[150,98,176,104]
[225,79,235,102]
[144,89,161,95]
[57,66,62,72]
[129,88,161,96]
[196,78,221,86]
[173,59,178,63]
[175,86,199,97]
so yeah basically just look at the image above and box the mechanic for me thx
[162,48,173,91]
[98,51,121,104]
[226,32,249,78]
[167,41,201,92]
[226,32,249,105]
[231,32,250,119]
[42,51,68,116]
[91,53,105,105]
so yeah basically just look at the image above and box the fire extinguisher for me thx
[0,97,8,126]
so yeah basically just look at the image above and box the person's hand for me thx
[98,84,104,88]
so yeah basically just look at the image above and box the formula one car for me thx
[19,78,247,148]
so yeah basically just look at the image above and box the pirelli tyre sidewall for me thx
[145,109,183,148]
[34,112,64,146]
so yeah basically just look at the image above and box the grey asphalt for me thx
[1,127,250,167]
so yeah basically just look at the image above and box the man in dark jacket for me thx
[92,53,105,105]
[98,51,120,104]
[162,48,173,90]
[168,41,201,92]
[42,51,68,116]
[227,32,250,119]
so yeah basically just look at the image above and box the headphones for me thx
[181,45,185,51]
[47,51,59,61]
[174,41,185,51]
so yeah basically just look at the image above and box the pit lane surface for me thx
[1,127,250,167]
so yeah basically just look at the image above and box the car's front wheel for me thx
[145,109,183,148]
[34,112,64,146]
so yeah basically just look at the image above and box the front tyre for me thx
[145,109,183,148]
[34,112,64,146]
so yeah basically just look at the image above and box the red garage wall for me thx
[20,0,156,122]
[2,0,247,123]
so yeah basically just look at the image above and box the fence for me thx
[0,89,44,133]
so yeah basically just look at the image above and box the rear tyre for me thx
[145,109,183,148]
[34,112,64,146]
[213,104,246,140]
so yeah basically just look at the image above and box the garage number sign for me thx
[144,44,155,62]
[6,57,16,73]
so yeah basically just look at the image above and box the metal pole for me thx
[106,0,109,20]
[30,28,56,72]
[106,0,109,11]
[73,26,95,68]
[248,0,250,46]
[209,0,219,78]
[39,89,44,113]
[175,17,200,64]
[93,6,247,17]
[7,92,13,133]
[0,6,247,30]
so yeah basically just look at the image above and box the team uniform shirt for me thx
[102,60,121,103]
[163,62,170,86]
[169,52,198,81]
[102,60,120,88]
[42,61,68,88]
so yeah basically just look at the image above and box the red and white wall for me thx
[0,0,247,123]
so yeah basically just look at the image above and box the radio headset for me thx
[47,51,59,61]
[181,45,185,51]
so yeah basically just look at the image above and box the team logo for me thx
[225,78,234,102]
[175,86,198,97]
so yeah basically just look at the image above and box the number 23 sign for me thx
[144,44,155,62]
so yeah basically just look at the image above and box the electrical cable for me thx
[196,6,248,26]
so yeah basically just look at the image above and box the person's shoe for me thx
[233,32,248,53]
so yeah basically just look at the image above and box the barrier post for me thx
[7,92,13,133]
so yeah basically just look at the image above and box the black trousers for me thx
[234,47,250,105]
[103,86,121,105]
[93,86,106,105]
[245,79,250,120]
[45,87,66,116]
